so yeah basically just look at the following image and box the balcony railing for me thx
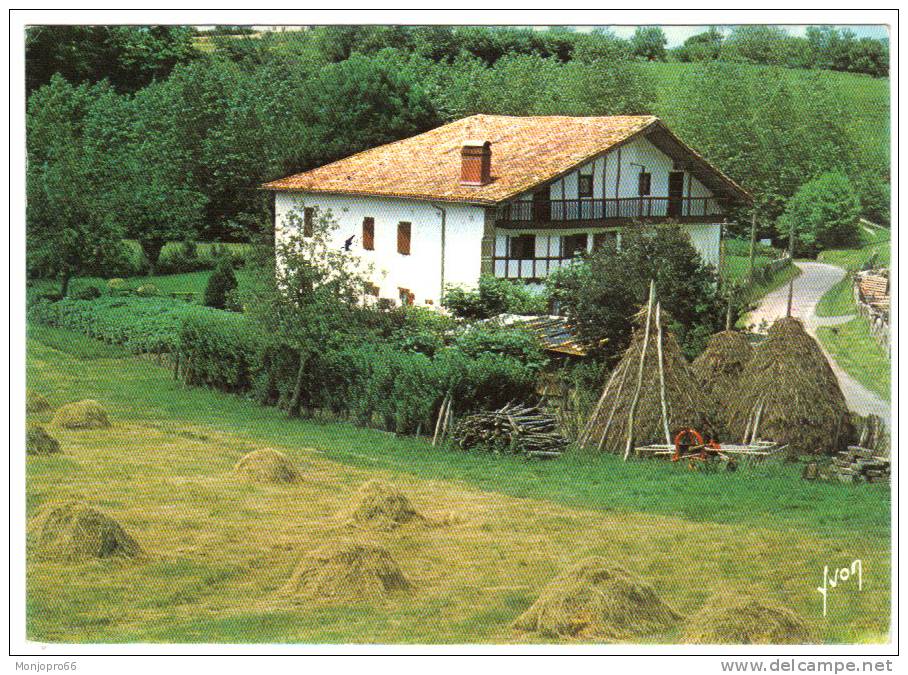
[496,196,723,224]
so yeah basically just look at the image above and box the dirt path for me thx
[745,261,890,424]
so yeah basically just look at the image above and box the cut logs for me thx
[453,402,568,458]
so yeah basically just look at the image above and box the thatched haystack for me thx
[346,480,423,531]
[682,594,812,644]
[233,449,301,484]
[281,543,411,602]
[727,317,852,455]
[27,425,61,455]
[513,558,681,640]
[27,389,52,414]
[693,331,753,403]
[580,297,720,456]
[52,400,111,429]
[29,501,142,561]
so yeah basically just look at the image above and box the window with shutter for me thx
[303,207,314,237]
[362,217,375,250]
[397,222,411,255]
[398,287,414,306]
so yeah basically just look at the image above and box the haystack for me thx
[580,294,719,456]
[682,594,812,644]
[727,317,852,455]
[27,425,61,455]
[693,330,754,432]
[233,448,301,484]
[281,543,411,602]
[26,389,52,414]
[513,559,681,640]
[52,400,111,429]
[29,501,142,561]
[346,480,423,531]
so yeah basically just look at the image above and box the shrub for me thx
[776,172,862,255]
[73,285,102,301]
[444,275,546,320]
[177,312,257,392]
[204,260,239,310]
[453,326,546,370]
[135,283,158,297]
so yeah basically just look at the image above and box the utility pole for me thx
[786,204,796,317]
[747,209,757,293]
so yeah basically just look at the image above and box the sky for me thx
[601,25,889,48]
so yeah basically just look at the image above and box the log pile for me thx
[802,446,890,485]
[453,403,569,459]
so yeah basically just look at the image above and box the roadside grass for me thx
[816,319,891,401]
[815,276,855,318]
[25,326,891,643]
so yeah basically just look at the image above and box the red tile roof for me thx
[263,114,749,205]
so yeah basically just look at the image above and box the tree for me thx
[204,259,239,309]
[674,27,723,62]
[243,207,370,417]
[547,226,726,361]
[444,275,545,320]
[26,26,197,95]
[630,27,667,61]
[776,173,861,255]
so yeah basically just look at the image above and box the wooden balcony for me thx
[495,196,726,228]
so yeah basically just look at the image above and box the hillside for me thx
[647,62,890,168]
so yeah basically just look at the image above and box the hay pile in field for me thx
[346,480,423,531]
[281,543,411,602]
[26,389,52,414]
[29,501,142,561]
[26,425,61,455]
[233,449,301,484]
[513,559,681,640]
[52,400,111,429]
[580,301,719,455]
[693,331,753,407]
[682,594,812,644]
[727,317,852,455]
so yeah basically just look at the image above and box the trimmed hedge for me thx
[177,313,256,392]
[27,296,237,355]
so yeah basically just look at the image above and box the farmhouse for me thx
[264,115,751,306]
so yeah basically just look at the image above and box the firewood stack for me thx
[453,403,568,459]
[833,446,891,484]
[803,446,890,485]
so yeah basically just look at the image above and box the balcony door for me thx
[532,187,551,222]
[667,171,685,217]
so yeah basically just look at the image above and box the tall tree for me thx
[630,26,667,61]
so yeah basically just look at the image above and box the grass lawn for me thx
[25,324,890,643]
[817,319,891,401]
[818,225,891,271]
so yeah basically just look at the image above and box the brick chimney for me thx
[460,140,492,186]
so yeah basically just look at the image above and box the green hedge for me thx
[177,313,256,392]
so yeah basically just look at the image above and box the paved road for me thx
[745,261,890,423]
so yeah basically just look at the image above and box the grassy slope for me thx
[817,319,890,402]
[815,276,854,317]
[818,225,891,271]
[26,326,890,642]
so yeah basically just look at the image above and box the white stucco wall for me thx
[274,192,486,306]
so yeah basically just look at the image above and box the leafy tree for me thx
[204,259,239,309]
[674,27,724,62]
[26,26,197,94]
[243,207,370,417]
[547,226,726,360]
[630,27,667,61]
[776,173,861,255]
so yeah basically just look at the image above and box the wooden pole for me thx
[580,367,616,448]
[598,358,631,451]
[747,210,757,287]
[432,393,450,446]
[655,302,672,447]
[750,399,764,445]
[624,281,655,461]
[786,277,795,317]
[725,292,733,331]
